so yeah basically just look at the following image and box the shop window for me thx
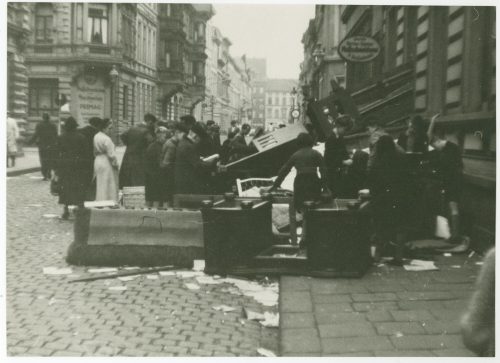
[28,79,59,116]
[35,3,53,43]
[88,4,108,44]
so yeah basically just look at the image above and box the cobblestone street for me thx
[6,173,278,357]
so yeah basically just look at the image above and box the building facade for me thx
[264,79,299,131]
[339,5,495,249]
[201,23,252,132]
[300,5,346,103]
[247,58,267,128]
[7,3,31,138]
[157,3,213,123]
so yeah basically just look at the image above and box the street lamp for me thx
[290,87,298,124]
[109,65,119,142]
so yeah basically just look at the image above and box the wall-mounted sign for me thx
[338,36,381,63]
[72,74,105,122]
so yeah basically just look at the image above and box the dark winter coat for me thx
[174,137,214,194]
[119,124,154,188]
[54,130,90,206]
[324,133,349,196]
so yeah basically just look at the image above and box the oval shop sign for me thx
[338,36,381,63]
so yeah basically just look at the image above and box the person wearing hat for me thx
[93,118,119,202]
[119,113,157,188]
[78,117,101,200]
[174,122,218,194]
[144,126,169,207]
[54,117,88,219]
[228,123,252,162]
[160,122,188,205]
[324,115,352,198]
[29,112,58,179]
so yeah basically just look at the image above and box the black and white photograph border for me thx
[2,0,497,361]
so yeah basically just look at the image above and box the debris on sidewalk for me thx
[193,260,205,271]
[176,271,204,278]
[159,271,176,276]
[184,283,201,290]
[69,266,175,283]
[118,275,140,282]
[220,277,279,306]
[87,267,118,273]
[27,204,43,207]
[443,253,452,257]
[108,286,127,291]
[29,176,44,180]
[43,267,73,275]
[259,312,279,328]
[42,214,59,219]
[476,261,484,266]
[404,259,439,271]
[212,305,236,313]
[146,274,159,280]
[244,308,265,321]
[257,348,276,357]
[196,275,222,285]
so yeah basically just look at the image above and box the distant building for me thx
[264,79,299,131]
[247,58,267,128]
[7,3,30,137]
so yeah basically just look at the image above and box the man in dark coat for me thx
[228,123,252,162]
[30,113,58,180]
[174,122,218,194]
[78,117,100,200]
[54,117,88,219]
[324,115,352,197]
[119,113,156,188]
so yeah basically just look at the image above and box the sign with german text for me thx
[338,36,380,63]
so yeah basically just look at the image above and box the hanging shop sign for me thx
[338,36,381,63]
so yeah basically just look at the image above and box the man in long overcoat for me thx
[30,113,58,180]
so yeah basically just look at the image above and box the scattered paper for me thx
[43,267,73,275]
[451,265,461,269]
[88,268,118,273]
[468,251,475,258]
[43,214,59,219]
[221,277,279,306]
[244,308,265,321]
[27,204,43,207]
[196,276,223,285]
[176,271,204,278]
[146,274,159,280]
[118,275,140,282]
[122,267,140,270]
[443,253,452,257]
[257,348,276,357]
[184,283,200,290]
[395,332,404,338]
[29,176,44,180]
[212,305,236,313]
[260,312,279,328]
[109,286,127,291]
[193,260,205,272]
[404,259,439,271]
[475,262,484,266]
[159,271,176,276]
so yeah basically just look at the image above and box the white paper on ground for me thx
[146,274,159,280]
[212,305,236,313]
[257,348,276,357]
[159,271,176,276]
[244,308,265,321]
[259,312,279,328]
[404,259,439,271]
[122,267,140,270]
[176,271,204,278]
[443,253,452,257]
[118,275,140,282]
[28,204,43,207]
[87,268,118,273]
[192,260,205,272]
[43,267,73,275]
[43,214,59,219]
[184,283,200,290]
[108,286,127,291]
[475,262,484,266]
[196,276,222,285]
[29,176,44,180]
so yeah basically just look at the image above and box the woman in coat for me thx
[94,118,119,202]
[54,117,89,219]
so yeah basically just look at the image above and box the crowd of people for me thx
[29,113,265,217]
[269,113,467,266]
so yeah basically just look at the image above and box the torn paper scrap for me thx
[259,312,279,328]
[176,271,204,278]
[184,283,201,290]
[43,267,73,275]
[244,308,265,321]
[257,348,276,357]
[118,275,140,282]
[108,286,127,291]
[43,214,59,219]
[87,268,118,273]
[146,274,159,280]
[196,276,223,285]
[404,260,439,271]
[159,271,176,276]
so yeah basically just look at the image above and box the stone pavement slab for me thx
[280,251,484,357]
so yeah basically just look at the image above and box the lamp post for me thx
[109,65,119,143]
[290,87,298,124]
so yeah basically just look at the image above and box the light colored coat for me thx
[94,131,119,202]
[7,117,19,155]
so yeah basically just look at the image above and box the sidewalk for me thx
[6,147,126,177]
[279,252,483,357]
